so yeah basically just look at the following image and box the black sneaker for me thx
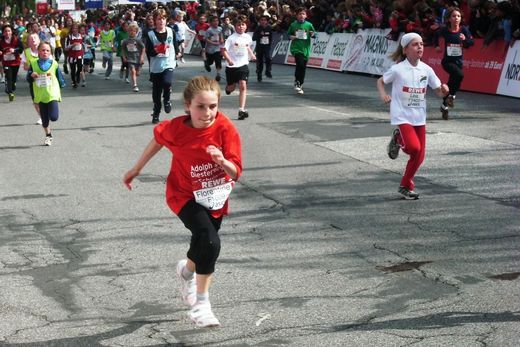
[238,110,249,120]
[387,128,401,160]
[440,105,449,120]
[266,72,272,78]
[398,186,420,200]
[215,74,221,82]
[225,87,232,95]
[164,100,172,114]
[446,95,455,108]
[151,114,160,124]
[204,61,211,72]
[257,75,262,82]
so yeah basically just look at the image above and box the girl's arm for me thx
[206,145,238,180]
[434,83,449,98]
[123,139,163,190]
[377,77,391,103]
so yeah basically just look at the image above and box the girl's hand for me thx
[206,145,225,166]
[31,72,38,78]
[123,168,140,190]
[440,83,449,96]
[460,33,466,41]
[381,94,391,104]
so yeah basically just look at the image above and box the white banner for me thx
[496,41,520,98]
[343,28,398,75]
[285,32,331,68]
[57,0,75,10]
[322,33,354,71]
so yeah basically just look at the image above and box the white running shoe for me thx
[44,136,52,146]
[133,85,139,92]
[36,118,43,125]
[125,78,130,84]
[105,76,110,80]
[0,77,5,83]
[188,301,220,328]
[81,81,86,87]
[176,260,196,307]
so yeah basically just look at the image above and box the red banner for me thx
[423,39,507,94]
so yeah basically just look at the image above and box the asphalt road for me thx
[1,55,519,347]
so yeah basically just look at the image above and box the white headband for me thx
[400,33,422,48]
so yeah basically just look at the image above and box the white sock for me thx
[196,292,209,304]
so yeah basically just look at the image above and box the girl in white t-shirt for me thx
[377,32,449,200]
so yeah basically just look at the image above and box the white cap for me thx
[400,33,422,48]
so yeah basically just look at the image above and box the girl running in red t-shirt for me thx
[123,76,242,328]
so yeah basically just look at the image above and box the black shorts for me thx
[206,52,222,69]
[225,65,249,86]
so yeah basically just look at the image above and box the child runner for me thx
[221,15,256,120]
[123,75,242,328]
[64,22,84,89]
[80,24,95,87]
[253,14,273,82]
[121,22,145,92]
[204,15,223,81]
[145,8,180,124]
[288,7,315,95]
[115,21,130,83]
[221,16,235,41]
[376,32,449,200]
[22,33,42,123]
[195,14,210,69]
[0,24,23,102]
[54,22,62,62]
[99,21,115,80]
[434,7,474,120]
[27,41,66,146]
[60,16,73,75]
[172,11,194,64]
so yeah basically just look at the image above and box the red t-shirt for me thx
[195,22,210,42]
[154,112,242,218]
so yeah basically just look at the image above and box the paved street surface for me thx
[1,56,519,347]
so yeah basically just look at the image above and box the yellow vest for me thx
[30,59,61,103]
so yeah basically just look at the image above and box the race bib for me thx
[193,181,233,210]
[295,29,307,40]
[35,74,52,88]
[402,86,426,108]
[4,53,15,61]
[233,44,247,56]
[211,34,219,43]
[260,36,269,45]
[155,43,170,57]
[199,30,206,37]
[105,41,113,48]
[127,43,138,52]
[447,44,462,57]
[72,44,82,51]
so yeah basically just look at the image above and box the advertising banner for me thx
[423,39,507,95]
[496,41,520,98]
[57,0,75,10]
[271,32,290,65]
[323,33,354,71]
[85,0,103,9]
[286,32,331,68]
[36,0,48,15]
[343,28,397,75]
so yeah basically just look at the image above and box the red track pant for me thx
[398,124,426,190]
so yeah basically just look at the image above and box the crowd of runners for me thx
[1,0,518,328]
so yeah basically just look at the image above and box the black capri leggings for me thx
[178,200,222,275]
[39,101,59,128]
